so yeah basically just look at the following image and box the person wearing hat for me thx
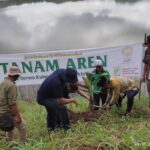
[0,66,27,143]
[90,59,110,110]
[142,35,150,108]
[37,68,79,131]
[102,76,139,116]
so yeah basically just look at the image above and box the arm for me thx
[102,87,120,110]
[105,89,113,105]
[109,85,120,106]
[142,63,149,82]
[77,90,90,101]
[57,97,78,107]
[10,104,22,123]
[76,81,88,89]
[8,85,21,123]
[104,83,120,108]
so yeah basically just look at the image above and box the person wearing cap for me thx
[0,66,27,143]
[102,76,139,116]
[37,68,79,131]
[142,35,150,108]
[90,59,110,110]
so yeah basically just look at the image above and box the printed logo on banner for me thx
[122,47,133,62]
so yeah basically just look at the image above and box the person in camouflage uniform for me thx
[102,76,139,116]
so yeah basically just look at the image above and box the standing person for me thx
[142,35,150,108]
[0,66,27,143]
[37,68,79,131]
[91,59,110,110]
[102,76,139,116]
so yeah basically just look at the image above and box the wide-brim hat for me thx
[65,68,78,83]
[8,66,21,76]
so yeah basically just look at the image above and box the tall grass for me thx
[0,96,150,150]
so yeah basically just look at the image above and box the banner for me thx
[0,43,143,85]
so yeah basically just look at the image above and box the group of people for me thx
[89,60,139,115]
[0,35,150,143]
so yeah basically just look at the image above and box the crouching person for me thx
[101,76,139,116]
[37,68,79,131]
[63,83,90,121]
[0,66,27,143]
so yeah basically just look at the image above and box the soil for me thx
[70,109,102,123]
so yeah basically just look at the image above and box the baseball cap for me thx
[65,68,78,83]
[94,59,103,66]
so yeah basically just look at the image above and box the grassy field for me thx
[0,96,150,150]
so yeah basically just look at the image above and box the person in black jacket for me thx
[142,35,150,108]
[37,68,78,131]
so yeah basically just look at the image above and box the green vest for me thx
[91,70,110,94]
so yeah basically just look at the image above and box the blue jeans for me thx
[37,97,70,131]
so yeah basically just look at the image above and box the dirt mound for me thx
[70,110,101,123]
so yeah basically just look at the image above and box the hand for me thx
[132,87,138,91]
[102,104,111,110]
[105,104,111,110]
[71,98,79,107]
[67,109,77,123]
[102,103,107,108]
[67,108,76,115]
[13,115,22,124]
[141,77,145,83]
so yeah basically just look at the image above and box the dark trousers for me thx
[116,94,126,108]
[93,89,107,110]
[37,98,70,131]
[46,105,70,131]
[126,89,139,113]
[115,90,139,113]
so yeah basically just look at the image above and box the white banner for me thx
[0,43,143,85]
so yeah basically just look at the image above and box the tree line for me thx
[0,0,141,8]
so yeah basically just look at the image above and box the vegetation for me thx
[0,0,141,8]
[0,96,150,150]
[0,0,81,8]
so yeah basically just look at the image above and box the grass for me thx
[0,96,150,150]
